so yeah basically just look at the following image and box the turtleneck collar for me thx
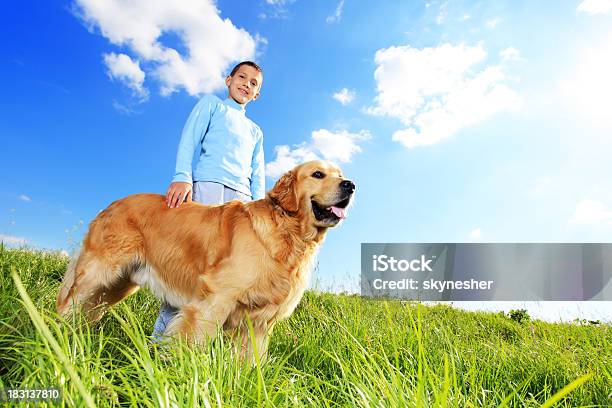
[223,97,246,112]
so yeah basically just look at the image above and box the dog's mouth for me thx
[311,195,351,223]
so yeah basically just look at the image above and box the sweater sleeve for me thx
[172,95,216,183]
[250,126,266,200]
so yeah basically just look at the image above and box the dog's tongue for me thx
[329,206,347,219]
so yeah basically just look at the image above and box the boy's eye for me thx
[312,171,325,179]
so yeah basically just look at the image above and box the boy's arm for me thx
[250,128,265,200]
[173,95,215,184]
[167,95,215,207]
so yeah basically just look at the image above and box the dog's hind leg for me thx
[57,197,147,321]
[57,249,140,321]
[81,271,141,322]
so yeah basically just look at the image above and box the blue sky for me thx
[2,1,612,320]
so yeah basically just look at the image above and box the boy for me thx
[153,61,265,338]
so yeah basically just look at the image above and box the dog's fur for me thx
[57,160,353,359]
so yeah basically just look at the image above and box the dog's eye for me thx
[311,171,325,179]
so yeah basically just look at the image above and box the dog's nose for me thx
[340,180,355,193]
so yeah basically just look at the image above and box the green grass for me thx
[0,245,610,407]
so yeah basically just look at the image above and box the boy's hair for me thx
[229,61,263,77]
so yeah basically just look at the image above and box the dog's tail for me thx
[56,248,80,316]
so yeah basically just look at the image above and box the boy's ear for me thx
[225,76,231,87]
[268,170,298,212]
[252,91,260,101]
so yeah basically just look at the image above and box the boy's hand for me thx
[166,182,193,208]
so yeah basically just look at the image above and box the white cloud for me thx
[19,194,31,202]
[557,34,612,126]
[326,0,345,23]
[311,129,370,162]
[367,42,521,149]
[103,53,148,100]
[266,129,371,178]
[577,0,612,15]
[500,47,522,62]
[260,0,296,19]
[569,199,612,225]
[112,99,142,115]
[469,228,482,240]
[73,0,258,97]
[333,88,355,105]
[266,145,320,179]
[0,234,27,246]
[486,18,500,28]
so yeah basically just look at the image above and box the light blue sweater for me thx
[172,94,265,200]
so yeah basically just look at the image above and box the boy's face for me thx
[225,65,263,106]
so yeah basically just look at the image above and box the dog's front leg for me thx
[165,294,235,343]
[236,320,275,364]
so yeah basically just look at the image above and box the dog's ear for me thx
[268,170,299,212]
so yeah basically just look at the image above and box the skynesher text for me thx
[372,278,494,293]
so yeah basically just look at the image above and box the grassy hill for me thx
[0,246,610,407]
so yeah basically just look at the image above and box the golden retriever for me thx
[57,160,354,359]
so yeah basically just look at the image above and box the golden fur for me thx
[57,160,354,359]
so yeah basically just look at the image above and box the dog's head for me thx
[268,160,355,229]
